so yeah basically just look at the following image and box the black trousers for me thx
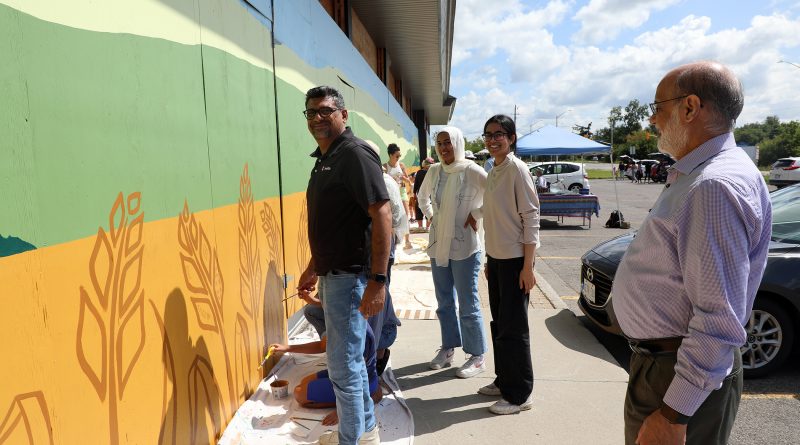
[624,348,743,445]
[486,255,533,405]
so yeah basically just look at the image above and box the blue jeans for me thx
[319,272,375,444]
[303,304,326,337]
[308,292,399,350]
[430,251,487,356]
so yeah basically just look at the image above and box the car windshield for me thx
[771,185,800,244]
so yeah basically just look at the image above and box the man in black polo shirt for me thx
[297,86,391,445]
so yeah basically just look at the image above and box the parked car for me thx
[579,183,800,377]
[769,157,800,188]
[528,161,590,192]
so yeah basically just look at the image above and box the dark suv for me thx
[579,184,800,377]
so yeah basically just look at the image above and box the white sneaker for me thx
[488,396,533,415]
[317,426,381,444]
[429,347,455,369]
[478,382,502,396]
[455,355,486,378]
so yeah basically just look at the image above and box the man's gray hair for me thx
[674,62,743,133]
[305,86,346,109]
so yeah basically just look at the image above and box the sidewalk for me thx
[387,239,629,444]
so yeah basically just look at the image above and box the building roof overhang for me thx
[350,0,457,124]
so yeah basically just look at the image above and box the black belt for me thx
[329,267,364,275]
[628,337,683,355]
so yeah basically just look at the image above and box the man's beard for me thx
[657,107,688,158]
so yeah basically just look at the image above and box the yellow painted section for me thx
[3,0,275,71]
[0,191,305,444]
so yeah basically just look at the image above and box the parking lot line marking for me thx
[741,393,800,400]
[538,256,581,260]
[561,295,579,300]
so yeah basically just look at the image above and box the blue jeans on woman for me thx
[430,251,487,355]
[319,272,375,444]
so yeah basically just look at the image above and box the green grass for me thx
[587,169,614,179]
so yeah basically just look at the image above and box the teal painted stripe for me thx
[0,234,36,257]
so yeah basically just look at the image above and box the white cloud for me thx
[572,0,682,44]
[446,5,800,139]
[452,0,571,69]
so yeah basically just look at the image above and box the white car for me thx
[528,161,591,192]
[769,157,800,188]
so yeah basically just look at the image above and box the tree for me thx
[464,135,485,154]
[735,115,781,146]
[623,99,650,132]
[594,100,651,158]
[625,129,658,158]
[758,121,800,166]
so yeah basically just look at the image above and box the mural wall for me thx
[0,0,420,443]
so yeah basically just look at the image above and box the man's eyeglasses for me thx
[482,132,508,141]
[648,95,690,115]
[303,107,340,120]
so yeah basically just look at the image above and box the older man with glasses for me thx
[611,62,772,445]
[297,85,391,445]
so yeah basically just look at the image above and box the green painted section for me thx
[0,4,280,248]
[0,3,422,251]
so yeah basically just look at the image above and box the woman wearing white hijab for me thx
[417,126,488,378]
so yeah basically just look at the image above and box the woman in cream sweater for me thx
[468,114,540,415]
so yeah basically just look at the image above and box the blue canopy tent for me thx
[516,125,610,156]
[516,125,622,221]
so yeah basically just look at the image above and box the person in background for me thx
[533,167,548,193]
[612,61,771,445]
[371,141,404,375]
[298,85,390,445]
[484,156,495,173]
[413,157,435,231]
[417,125,489,379]
[467,114,539,416]
[385,144,414,248]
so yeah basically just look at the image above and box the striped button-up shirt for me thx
[611,133,772,416]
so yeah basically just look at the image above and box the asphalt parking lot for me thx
[534,177,800,445]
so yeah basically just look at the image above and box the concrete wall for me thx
[0,0,419,443]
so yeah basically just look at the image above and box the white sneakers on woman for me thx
[430,349,486,379]
[455,355,486,378]
[429,347,455,369]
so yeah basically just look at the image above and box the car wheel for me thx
[741,298,795,378]
[569,183,583,192]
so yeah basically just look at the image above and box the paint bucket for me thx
[270,379,289,399]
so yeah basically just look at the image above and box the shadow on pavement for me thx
[392,363,464,391]
[401,393,496,436]
[544,309,626,368]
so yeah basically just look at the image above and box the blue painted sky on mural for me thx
[445,0,800,138]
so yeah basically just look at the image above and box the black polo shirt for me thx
[306,128,389,275]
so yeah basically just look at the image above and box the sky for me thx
[443,0,800,139]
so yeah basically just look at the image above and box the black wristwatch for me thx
[369,273,388,284]
[660,404,690,425]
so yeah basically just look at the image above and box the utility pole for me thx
[513,105,518,124]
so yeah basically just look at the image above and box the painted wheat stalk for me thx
[177,201,234,431]
[77,192,146,444]
[0,392,54,445]
[236,165,261,398]
[260,199,286,352]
